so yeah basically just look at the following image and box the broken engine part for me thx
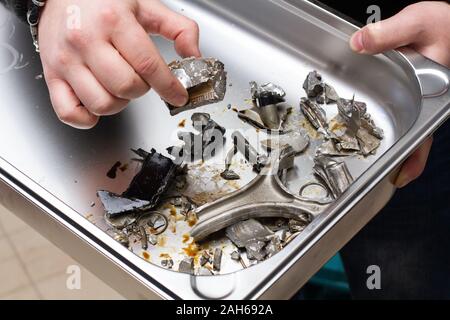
[313,155,354,199]
[97,191,150,219]
[261,131,310,154]
[225,219,274,248]
[165,57,227,115]
[300,98,329,136]
[123,148,179,206]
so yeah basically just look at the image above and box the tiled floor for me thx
[0,204,124,300]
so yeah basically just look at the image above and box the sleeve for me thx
[0,0,30,23]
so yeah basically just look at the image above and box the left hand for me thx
[349,2,450,188]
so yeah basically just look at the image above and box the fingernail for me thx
[172,93,189,107]
[394,171,409,188]
[350,31,364,52]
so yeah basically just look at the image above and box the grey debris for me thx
[275,229,288,243]
[288,219,308,233]
[140,226,148,250]
[197,267,214,276]
[250,81,286,102]
[225,219,274,248]
[261,131,310,154]
[165,57,227,115]
[199,251,210,266]
[161,259,174,269]
[220,169,241,180]
[300,98,328,135]
[230,251,241,261]
[265,236,282,258]
[148,234,158,246]
[178,258,194,274]
[317,84,340,104]
[97,191,150,219]
[313,155,354,199]
[245,240,267,261]
[303,71,324,98]
[213,248,223,271]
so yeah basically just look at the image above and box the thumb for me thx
[350,5,425,54]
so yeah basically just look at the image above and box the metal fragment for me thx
[245,240,267,261]
[230,251,241,261]
[303,70,324,98]
[300,98,328,135]
[265,236,282,258]
[313,155,354,199]
[148,234,158,246]
[225,219,274,248]
[161,259,174,269]
[213,248,222,271]
[137,211,168,235]
[178,258,194,274]
[165,57,227,115]
[123,148,179,207]
[97,190,150,219]
[199,251,210,266]
[261,131,309,154]
[197,267,214,276]
[140,226,148,250]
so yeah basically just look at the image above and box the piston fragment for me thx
[313,155,354,199]
[97,191,150,219]
[165,57,227,115]
[225,219,274,248]
[300,98,329,135]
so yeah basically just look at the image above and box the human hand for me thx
[349,1,450,188]
[39,0,200,129]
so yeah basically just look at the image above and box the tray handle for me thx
[397,47,450,118]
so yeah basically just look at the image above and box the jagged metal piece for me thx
[300,98,329,135]
[313,155,354,199]
[97,191,150,219]
[303,70,324,98]
[123,148,179,206]
[245,240,267,261]
[165,57,227,115]
[225,219,274,248]
[213,248,223,271]
[178,258,194,274]
[261,131,310,154]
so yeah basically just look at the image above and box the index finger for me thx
[112,18,188,107]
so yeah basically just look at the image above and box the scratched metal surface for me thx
[0,0,419,277]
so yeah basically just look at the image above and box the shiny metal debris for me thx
[288,218,310,233]
[313,155,354,199]
[245,240,268,261]
[178,257,194,274]
[199,251,210,266]
[148,234,158,246]
[137,211,168,235]
[316,84,340,104]
[123,148,179,205]
[303,70,324,98]
[237,82,290,131]
[161,258,174,269]
[300,98,329,135]
[97,191,150,219]
[197,267,214,276]
[140,226,148,250]
[165,57,227,115]
[213,248,222,271]
[261,131,310,154]
[230,251,241,261]
[265,236,282,258]
[225,219,274,248]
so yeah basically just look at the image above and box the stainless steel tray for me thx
[0,0,449,299]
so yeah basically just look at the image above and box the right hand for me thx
[349,1,450,188]
[38,0,201,129]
